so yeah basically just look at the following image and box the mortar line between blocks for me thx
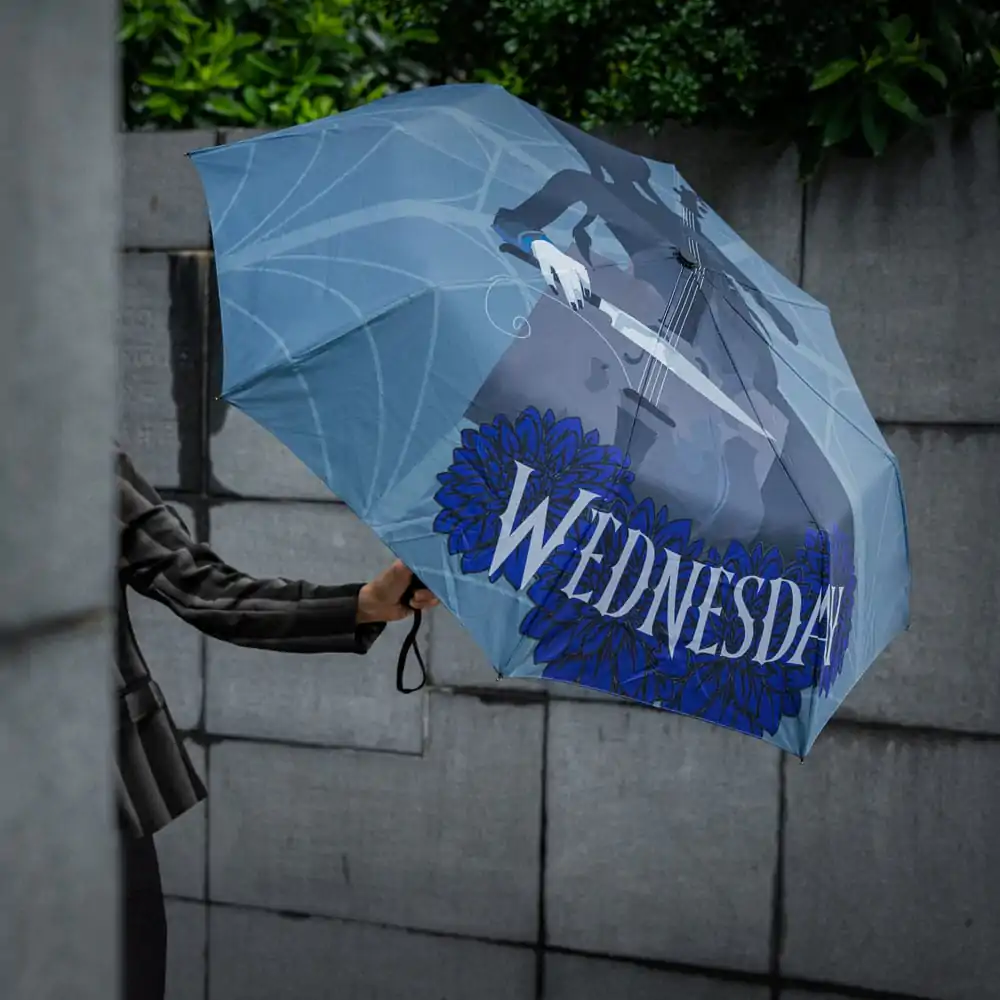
[160,894,940,1000]
[534,697,550,1000]
[768,753,788,999]
[202,741,212,1000]
[0,606,109,649]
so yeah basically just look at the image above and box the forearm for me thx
[146,555,383,653]
[117,447,383,654]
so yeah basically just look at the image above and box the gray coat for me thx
[115,447,382,838]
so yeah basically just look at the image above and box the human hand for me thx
[356,560,438,625]
[530,239,591,310]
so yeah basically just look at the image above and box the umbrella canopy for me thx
[190,84,909,756]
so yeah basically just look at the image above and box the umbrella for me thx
[189,84,910,756]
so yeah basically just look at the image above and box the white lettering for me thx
[594,527,657,617]
[562,510,621,602]
[488,462,600,590]
[689,566,734,655]
[720,575,763,659]
[790,585,845,666]
[753,578,804,664]
[640,550,708,656]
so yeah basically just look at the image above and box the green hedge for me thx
[121,0,1000,175]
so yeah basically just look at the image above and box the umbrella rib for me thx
[233,265,389,514]
[381,290,441,498]
[711,292,895,464]
[702,290,820,534]
[219,295,334,487]
[225,130,330,258]
[255,127,400,246]
[210,142,255,238]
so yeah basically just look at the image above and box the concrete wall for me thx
[120,116,1000,1000]
[1,2,120,999]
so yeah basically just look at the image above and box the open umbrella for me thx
[190,84,909,756]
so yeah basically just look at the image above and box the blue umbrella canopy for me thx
[190,84,910,756]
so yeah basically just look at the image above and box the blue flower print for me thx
[789,524,857,695]
[676,540,814,737]
[433,407,634,588]
[521,498,704,704]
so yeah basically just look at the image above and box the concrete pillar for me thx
[0,1,120,999]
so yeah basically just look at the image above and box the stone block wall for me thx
[120,116,1000,1000]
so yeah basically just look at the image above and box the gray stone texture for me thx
[782,728,1000,1000]
[122,130,215,249]
[803,115,1000,424]
[0,623,117,1000]
[104,118,1000,999]
[165,900,207,1000]
[430,602,618,703]
[2,3,119,999]
[156,739,207,900]
[126,501,204,730]
[118,251,208,490]
[841,427,1000,734]
[206,502,426,751]
[209,403,336,499]
[209,905,536,1000]
[209,692,544,940]
[546,954,771,999]
[1,3,119,631]
[545,701,781,971]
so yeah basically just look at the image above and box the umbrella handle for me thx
[400,574,425,610]
[499,242,603,308]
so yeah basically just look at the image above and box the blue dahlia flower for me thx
[677,540,814,737]
[433,407,634,588]
[521,498,704,704]
[789,524,857,695]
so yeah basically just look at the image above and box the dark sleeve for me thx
[115,447,384,654]
[492,170,586,251]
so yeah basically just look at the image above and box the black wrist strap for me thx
[395,609,427,694]
[395,574,428,694]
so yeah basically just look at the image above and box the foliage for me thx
[121,0,1000,173]
[119,0,437,128]
[802,2,1000,172]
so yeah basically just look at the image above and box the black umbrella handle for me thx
[399,574,425,610]
[499,242,604,308]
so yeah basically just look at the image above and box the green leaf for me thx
[245,52,282,77]
[915,63,947,88]
[861,93,889,155]
[205,94,256,122]
[878,80,924,123]
[243,86,266,115]
[991,46,1000,69]
[313,94,336,117]
[932,12,964,69]
[144,92,187,122]
[810,58,859,91]
[821,95,857,147]
[400,27,438,44]
[877,15,912,46]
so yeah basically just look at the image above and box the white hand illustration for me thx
[529,239,592,309]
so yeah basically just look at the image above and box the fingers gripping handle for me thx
[399,574,425,611]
